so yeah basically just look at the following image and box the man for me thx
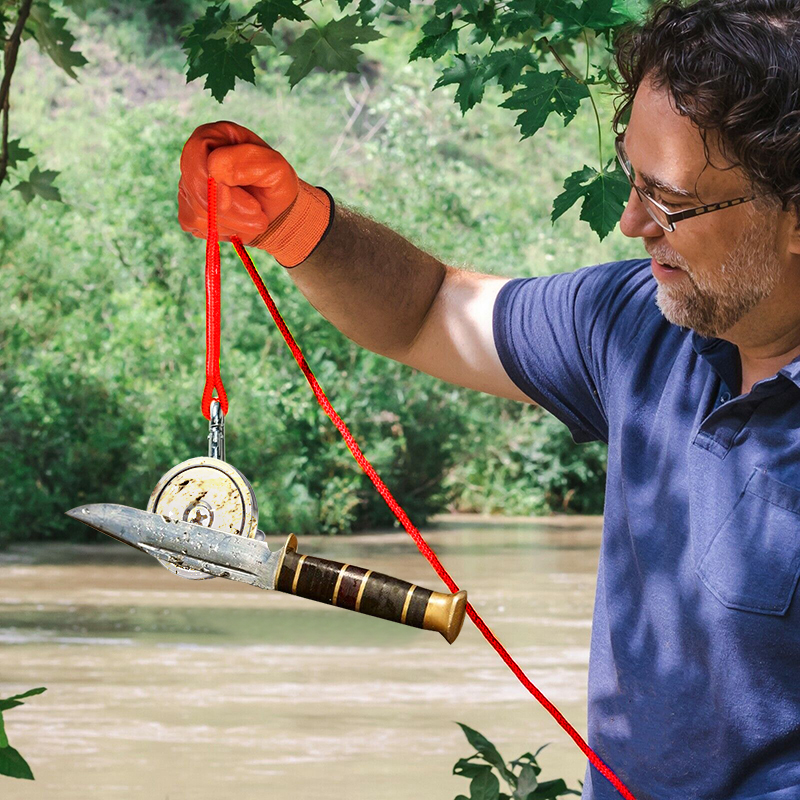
[178,0,800,796]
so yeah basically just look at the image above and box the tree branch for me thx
[540,36,582,83]
[0,0,35,188]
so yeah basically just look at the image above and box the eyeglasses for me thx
[614,133,757,232]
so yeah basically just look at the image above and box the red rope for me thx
[201,176,228,420]
[203,177,636,800]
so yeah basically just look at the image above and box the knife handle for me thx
[275,536,467,644]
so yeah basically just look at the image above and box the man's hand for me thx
[178,120,332,267]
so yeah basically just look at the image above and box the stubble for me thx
[654,214,783,338]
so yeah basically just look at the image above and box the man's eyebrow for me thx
[638,171,698,200]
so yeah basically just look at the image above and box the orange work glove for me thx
[178,120,334,268]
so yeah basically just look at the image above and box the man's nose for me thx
[619,187,665,239]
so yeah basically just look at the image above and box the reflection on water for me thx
[0,515,601,800]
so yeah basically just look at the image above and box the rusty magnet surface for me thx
[147,456,259,579]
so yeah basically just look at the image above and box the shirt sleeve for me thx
[492,258,655,444]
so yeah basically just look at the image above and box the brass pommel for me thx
[423,589,468,644]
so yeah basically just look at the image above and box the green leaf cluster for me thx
[284,14,384,88]
[180,1,384,98]
[0,688,46,781]
[23,1,88,79]
[4,0,87,204]
[447,406,608,516]
[181,4,258,101]
[452,723,581,800]
[13,164,62,204]
[551,158,629,240]
[177,0,654,238]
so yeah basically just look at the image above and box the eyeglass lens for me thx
[616,138,672,231]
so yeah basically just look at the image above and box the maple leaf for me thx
[552,0,611,35]
[409,13,459,62]
[283,15,383,89]
[13,166,63,204]
[499,70,589,139]
[434,0,461,13]
[551,160,629,239]
[185,38,256,102]
[469,1,505,45]
[349,0,409,21]
[251,0,308,34]
[483,47,538,92]
[24,1,87,80]
[543,0,636,42]
[181,3,230,62]
[6,139,34,170]
[499,0,544,37]
[434,54,485,114]
[610,0,645,23]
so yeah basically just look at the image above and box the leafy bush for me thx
[0,688,46,781]
[0,3,648,545]
[452,723,581,800]
[447,403,608,516]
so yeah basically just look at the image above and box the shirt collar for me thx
[691,331,800,391]
[778,353,800,387]
[691,332,741,394]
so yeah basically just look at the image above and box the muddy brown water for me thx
[0,515,601,799]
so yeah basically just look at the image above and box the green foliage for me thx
[176,0,656,238]
[2,0,659,234]
[1,0,92,203]
[551,158,629,240]
[0,2,647,545]
[452,723,581,799]
[251,0,310,34]
[0,688,46,781]
[23,0,88,79]
[186,35,257,100]
[433,53,488,113]
[284,14,385,88]
[498,70,590,138]
[447,408,608,515]
[12,164,63,203]
[6,139,34,169]
[182,3,259,100]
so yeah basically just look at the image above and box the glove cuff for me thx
[246,181,334,268]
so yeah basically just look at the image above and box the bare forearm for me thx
[285,201,448,358]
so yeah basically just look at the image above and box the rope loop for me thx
[202,177,228,420]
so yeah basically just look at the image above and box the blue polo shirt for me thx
[492,258,800,800]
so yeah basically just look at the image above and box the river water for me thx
[0,515,601,799]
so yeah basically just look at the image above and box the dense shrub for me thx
[0,5,644,544]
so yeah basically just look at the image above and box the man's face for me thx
[619,76,790,339]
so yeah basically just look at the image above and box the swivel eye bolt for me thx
[208,398,225,461]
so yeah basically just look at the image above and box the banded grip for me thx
[276,544,467,644]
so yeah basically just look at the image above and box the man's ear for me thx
[789,204,800,256]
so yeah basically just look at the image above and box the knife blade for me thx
[65,503,467,643]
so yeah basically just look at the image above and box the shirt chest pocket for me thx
[696,468,800,615]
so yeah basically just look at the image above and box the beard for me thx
[652,218,783,338]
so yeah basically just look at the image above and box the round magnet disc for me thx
[147,457,259,580]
